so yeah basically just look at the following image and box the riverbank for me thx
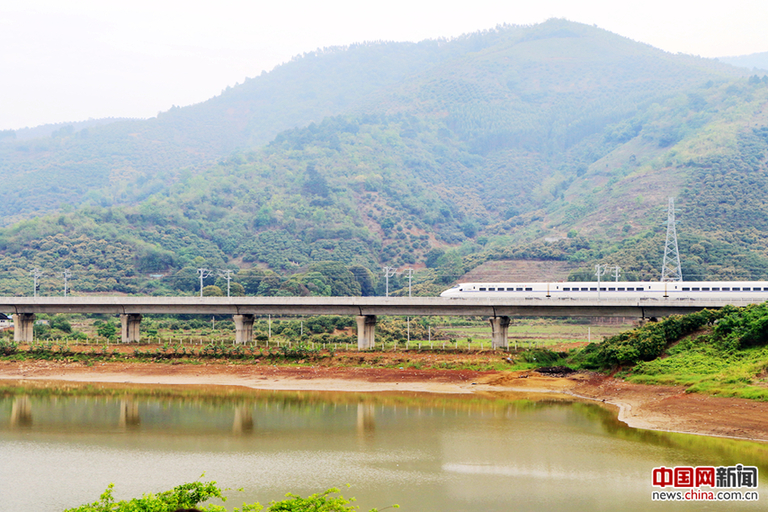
[1,359,768,442]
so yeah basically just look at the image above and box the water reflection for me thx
[10,395,32,427]
[233,404,254,435]
[1,381,767,512]
[119,399,140,429]
[357,402,375,437]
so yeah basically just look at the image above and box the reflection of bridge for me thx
[5,396,374,437]
[0,296,760,349]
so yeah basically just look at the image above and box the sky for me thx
[2,0,767,131]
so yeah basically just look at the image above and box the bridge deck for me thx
[0,296,760,317]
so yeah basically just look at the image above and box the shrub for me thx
[97,321,118,339]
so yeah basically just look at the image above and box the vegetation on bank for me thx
[64,480,396,512]
[568,303,768,400]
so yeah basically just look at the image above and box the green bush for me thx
[576,308,728,368]
[97,321,118,339]
[64,481,395,512]
[711,303,768,350]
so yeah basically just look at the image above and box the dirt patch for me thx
[571,374,768,442]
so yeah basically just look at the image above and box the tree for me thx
[308,261,361,296]
[229,282,246,296]
[349,265,375,296]
[435,250,463,285]
[298,271,332,296]
[303,163,330,197]
[97,321,117,339]
[50,315,72,333]
[425,249,445,268]
[237,268,267,295]
[257,271,283,296]
[202,285,224,296]
[169,267,198,292]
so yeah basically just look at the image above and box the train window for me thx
[580,287,588,291]
[702,287,710,291]
[563,287,571,291]
[691,287,700,291]
[722,287,730,291]
[516,287,523,291]
[608,287,616,291]
[733,287,741,291]
[525,287,532,291]
[505,287,513,291]
[589,287,597,291]
[617,287,625,291]
[743,287,751,291]
[600,287,606,291]
[712,287,720,291]
[488,287,496,291]
[682,287,690,291]
[479,287,487,291]
[626,287,634,291]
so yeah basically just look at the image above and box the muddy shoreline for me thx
[1,360,767,442]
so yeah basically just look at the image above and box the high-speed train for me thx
[439,281,768,300]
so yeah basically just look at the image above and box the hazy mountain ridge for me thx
[719,51,768,72]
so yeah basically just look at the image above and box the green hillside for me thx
[1,20,767,297]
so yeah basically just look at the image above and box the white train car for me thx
[440,281,768,300]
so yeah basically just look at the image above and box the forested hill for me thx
[0,20,743,225]
[2,19,768,297]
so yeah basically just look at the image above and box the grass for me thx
[440,318,632,349]
[613,331,768,400]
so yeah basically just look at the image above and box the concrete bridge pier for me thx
[489,316,511,349]
[12,313,35,343]
[233,314,255,344]
[120,314,142,343]
[356,315,376,350]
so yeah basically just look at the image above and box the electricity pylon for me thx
[218,269,235,297]
[382,266,397,297]
[58,270,72,297]
[661,197,683,282]
[197,268,213,297]
[403,268,414,297]
[31,268,44,297]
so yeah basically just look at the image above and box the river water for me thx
[1,383,766,511]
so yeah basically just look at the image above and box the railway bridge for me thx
[0,296,761,349]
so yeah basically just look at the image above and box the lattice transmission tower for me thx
[661,197,683,282]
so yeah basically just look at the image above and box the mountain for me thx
[1,19,766,297]
[719,52,768,72]
[0,32,523,225]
